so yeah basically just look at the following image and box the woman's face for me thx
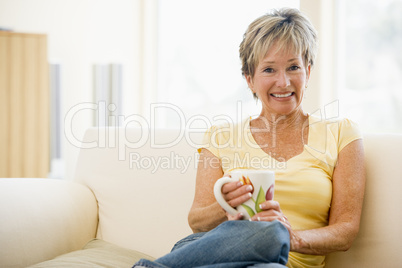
[246,43,310,117]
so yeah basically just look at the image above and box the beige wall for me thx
[0,0,150,179]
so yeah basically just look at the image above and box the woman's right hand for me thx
[221,176,254,220]
[189,149,254,232]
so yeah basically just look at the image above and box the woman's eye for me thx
[289,65,300,71]
[263,68,274,73]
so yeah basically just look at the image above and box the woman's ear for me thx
[306,64,311,85]
[245,74,254,92]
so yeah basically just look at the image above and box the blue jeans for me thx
[132,220,290,268]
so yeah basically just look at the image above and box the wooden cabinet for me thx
[0,31,49,177]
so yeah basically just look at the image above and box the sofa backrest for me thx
[74,127,202,258]
[325,133,402,267]
[75,128,402,267]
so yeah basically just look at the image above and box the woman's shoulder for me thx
[309,115,360,132]
[201,117,250,147]
[308,114,362,150]
[205,117,250,136]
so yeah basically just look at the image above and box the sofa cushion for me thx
[74,128,203,258]
[28,239,155,268]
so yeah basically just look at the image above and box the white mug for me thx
[214,169,275,220]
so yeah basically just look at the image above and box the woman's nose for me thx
[276,71,290,88]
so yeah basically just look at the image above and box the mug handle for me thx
[213,177,239,216]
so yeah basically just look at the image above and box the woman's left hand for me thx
[228,200,301,250]
[250,200,293,234]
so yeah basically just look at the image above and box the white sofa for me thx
[1,127,401,267]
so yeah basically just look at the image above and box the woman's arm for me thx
[252,139,365,255]
[188,148,253,233]
[188,148,226,232]
[293,138,366,254]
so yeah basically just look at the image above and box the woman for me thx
[134,8,365,268]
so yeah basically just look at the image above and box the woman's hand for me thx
[221,176,254,221]
[250,200,288,223]
[250,200,295,242]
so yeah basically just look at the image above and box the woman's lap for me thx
[133,220,290,268]
[135,259,287,268]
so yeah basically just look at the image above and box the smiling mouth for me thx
[271,92,294,98]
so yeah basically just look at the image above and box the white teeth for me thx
[272,92,292,98]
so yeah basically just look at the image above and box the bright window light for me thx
[157,0,300,128]
[337,0,402,133]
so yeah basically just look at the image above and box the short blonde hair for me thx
[239,8,318,78]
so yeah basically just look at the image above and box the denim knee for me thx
[170,231,207,252]
[259,220,290,261]
[225,220,290,265]
[152,220,290,268]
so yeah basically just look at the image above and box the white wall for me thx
[0,0,143,179]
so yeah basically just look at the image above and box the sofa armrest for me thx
[0,178,98,267]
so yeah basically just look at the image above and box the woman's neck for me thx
[253,109,308,132]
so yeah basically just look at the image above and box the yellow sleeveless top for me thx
[200,115,362,268]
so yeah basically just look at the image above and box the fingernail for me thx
[248,193,252,198]
[237,181,243,186]
[257,217,261,221]
[259,203,265,209]
[247,185,253,191]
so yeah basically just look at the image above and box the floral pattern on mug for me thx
[239,177,274,218]
[239,176,254,194]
